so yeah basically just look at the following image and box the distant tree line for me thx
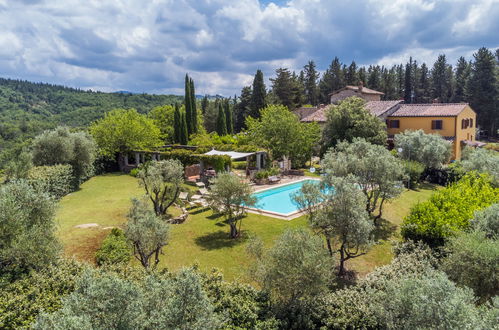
[230,47,498,137]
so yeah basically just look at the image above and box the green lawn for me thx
[56,174,437,281]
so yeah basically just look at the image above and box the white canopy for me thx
[203,149,256,160]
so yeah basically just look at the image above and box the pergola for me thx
[203,149,266,170]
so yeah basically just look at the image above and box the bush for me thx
[442,231,499,302]
[232,161,247,170]
[28,164,74,199]
[129,168,139,177]
[471,203,499,238]
[402,160,424,188]
[401,173,499,246]
[95,228,131,266]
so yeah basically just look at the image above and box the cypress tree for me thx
[224,99,233,134]
[367,65,381,90]
[179,111,188,145]
[173,103,181,143]
[184,74,192,135]
[319,57,345,104]
[249,69,266,118]
[190,78,198,133]
[418,63,431,103]
[216,103,227,136]
[235,86,252,132]
[201,95,208,114]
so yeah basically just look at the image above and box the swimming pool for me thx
[249,179,321,217]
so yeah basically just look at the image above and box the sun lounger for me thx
[268,175,281,184]
[198,188,209,195]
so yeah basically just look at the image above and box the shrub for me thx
[460,147,499,186]
[402,160,424,188]
[442,231,499,302]
[95,228,131,266]
[129,168,139,177]
[401,173,499,246]
[471,203,499,238]
[28,164,74,199]
[231,161,247,170]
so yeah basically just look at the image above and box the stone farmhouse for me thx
[295,83,478,160]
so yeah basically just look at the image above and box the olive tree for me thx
[471,203,499,238]
[207,172,256,238]
[137,159,184,216]
[460,147,499,186]
[322,138,405,221]
[125,199,169,270]
[35,269,223,330]
[322,96,387,150]
[32,126,96,187]
[442,231,499,302]
[0,181,60,281]
[394,129,452,168]
[293,175,374,275]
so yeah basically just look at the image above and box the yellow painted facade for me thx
[386,105,476,160]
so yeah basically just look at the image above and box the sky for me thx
[0,0,498,96]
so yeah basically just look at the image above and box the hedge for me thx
[135,149,232,172]
[401,172,499,246]
[28,164,74,199]
[95,228,131,266]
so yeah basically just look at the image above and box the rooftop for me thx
[300,100,402,122]
[329,85,384,96]
[390,103,469,117]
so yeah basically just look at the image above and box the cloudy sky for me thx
[0,0,498,96]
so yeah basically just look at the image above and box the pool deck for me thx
[246,176,319,220]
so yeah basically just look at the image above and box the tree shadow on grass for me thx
[194,230,249,250]
[373,218,397,241]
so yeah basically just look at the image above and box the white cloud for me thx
[0,0,496,95]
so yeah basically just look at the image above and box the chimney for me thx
[358,81,364,93]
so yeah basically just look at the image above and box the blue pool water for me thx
[251,179,320,215]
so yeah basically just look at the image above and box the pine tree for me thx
[216,103,227,136]
[418,63,431,103]
[404,58,413,103]
[224,99,233,134]
[466,47,498,136]
[190,78,198,133]
[270,68,296,109]
[179,111,188,145]
[367,65,381,90]
[396,64,405,99]
[235,86,252,132]
[453,57,470,102]
[303,60,319,105]
[184,74,192,135]
[173,103,181,143]
[319,57,345,103]
[358,67,367,86]
[249,70,266,118]
[380,66,397,100]
[431,55,452,102]
[346,61,358,85]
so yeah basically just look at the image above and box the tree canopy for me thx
[322,96,387,150]
[90,109,162,158]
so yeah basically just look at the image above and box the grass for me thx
[56,173,438,281]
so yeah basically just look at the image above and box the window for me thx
[470,118,473,128]
[389,120,400,128]
[431,120,443,130]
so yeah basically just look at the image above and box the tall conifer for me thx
[184,74,192,134]
[249,70,266,118]
[179,111,188,145]
[224,99,233,134]
[190,78,197,133]
[216,103,227,136]
[173,103,181,143]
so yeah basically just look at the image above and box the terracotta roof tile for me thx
[328,85,384,96]
[300,100,402,122]
[391,103,469,117]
